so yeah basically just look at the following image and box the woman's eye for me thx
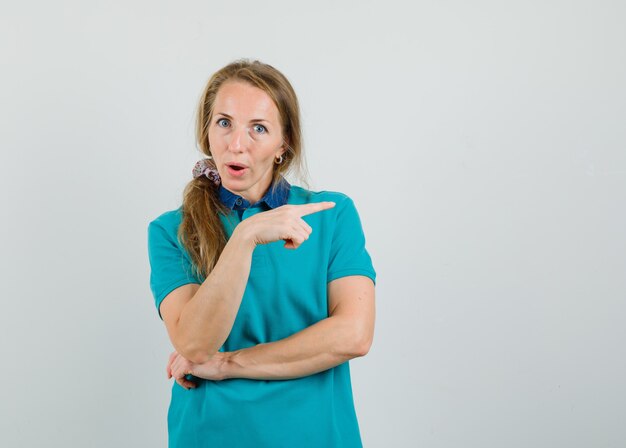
[216,118,229,127]
[253,124,267,134]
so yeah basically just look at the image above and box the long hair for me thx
[179,59,308,280]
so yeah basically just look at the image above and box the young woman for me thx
[147,59,376,447]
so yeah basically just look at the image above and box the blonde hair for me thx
[179,59,309,280]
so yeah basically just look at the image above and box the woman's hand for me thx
[237,202,335,249]
[167,351,229,389]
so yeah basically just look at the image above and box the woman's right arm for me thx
[159,201,335,365]
[159,225,256,364]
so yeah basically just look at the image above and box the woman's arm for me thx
[160,227,255,364]
[169,275,375,383]
[224,275,375,380]
[161,202,336,365]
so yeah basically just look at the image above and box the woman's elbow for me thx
[348,326,374,358]
[178,340,221,364]
[353,337,373,357]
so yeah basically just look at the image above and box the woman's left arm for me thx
[168,275,375,383]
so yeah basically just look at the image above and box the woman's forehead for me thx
[214,81,279,122]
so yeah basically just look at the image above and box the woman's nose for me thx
[227,126,249,152]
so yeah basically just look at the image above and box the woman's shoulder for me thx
[148,206,184,233]
[288,185,352,206]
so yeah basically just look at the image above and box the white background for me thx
[1,1,625,447]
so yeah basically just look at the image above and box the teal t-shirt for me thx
[147,183,376,448]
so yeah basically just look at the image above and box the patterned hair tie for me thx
[192,157,221,186]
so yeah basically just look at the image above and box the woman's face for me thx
[208,80,285,204]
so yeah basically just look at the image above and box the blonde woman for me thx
[147,59,376,448]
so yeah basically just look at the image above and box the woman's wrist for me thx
[231,222,257,251]
[217,351,235,380]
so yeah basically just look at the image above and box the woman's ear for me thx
[277,143,287,158]
[281,137,289,152]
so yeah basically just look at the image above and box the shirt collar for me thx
[218,176,291,211]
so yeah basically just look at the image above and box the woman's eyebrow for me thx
[215,112,270,123]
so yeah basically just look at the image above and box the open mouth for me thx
[226,163,248,176]
[227,162,247,169]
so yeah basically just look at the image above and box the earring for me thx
[274,154,283,164]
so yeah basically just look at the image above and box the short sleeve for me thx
[147,219,201,320]
[327,196,376,285]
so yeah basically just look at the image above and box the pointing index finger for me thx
[296,201,336,217]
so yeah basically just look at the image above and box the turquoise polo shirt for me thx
[147,177,376,448]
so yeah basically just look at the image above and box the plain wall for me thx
[1,1,625,446]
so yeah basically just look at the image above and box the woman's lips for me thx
[226,164,248,177]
